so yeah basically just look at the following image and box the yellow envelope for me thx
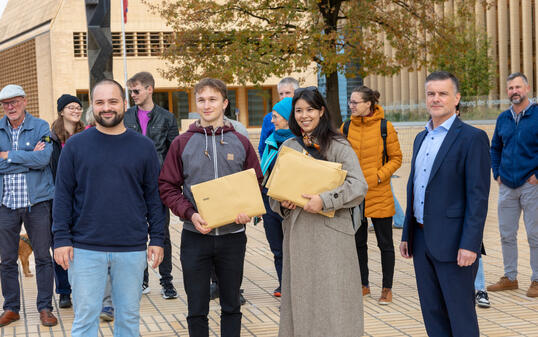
[267,146,347,217]
[191,168,266,229]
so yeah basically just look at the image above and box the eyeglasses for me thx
[1,99,22,108]
[348,101,365,107]
[65,105,83,112]
[129,86,148,95]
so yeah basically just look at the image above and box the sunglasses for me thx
[129,86,148,95]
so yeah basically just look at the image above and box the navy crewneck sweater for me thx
[52,127,165,251]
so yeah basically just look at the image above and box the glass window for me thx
[226,89,238,120]
[247,88,272,127]
[76,92,89,111]
[171,91,190,123]
[153,92,170,112]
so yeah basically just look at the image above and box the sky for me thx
[0,0,7,19]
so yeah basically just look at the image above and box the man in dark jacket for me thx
[159,78,262,337]
[124,71,180,299]
[487,72,538,297]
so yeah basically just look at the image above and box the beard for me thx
[510,93,525,104]
[94,110,124,127]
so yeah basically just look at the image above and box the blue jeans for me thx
[474,257,485,291]
[69,248,146,337]
[391,182,404,228]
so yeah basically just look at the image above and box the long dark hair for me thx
[289,87,345,158]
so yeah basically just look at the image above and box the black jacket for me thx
[124,104,179,166]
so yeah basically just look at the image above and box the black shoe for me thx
[161,283,178,299]
[59,294,72,308]
[476,290,490,308]
[240,289,246,305]
[210,282,219,300]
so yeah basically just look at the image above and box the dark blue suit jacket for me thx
[401,117,491,262]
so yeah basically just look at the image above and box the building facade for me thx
[0,0,317,127]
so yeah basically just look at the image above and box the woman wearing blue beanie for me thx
[260,97,294,297]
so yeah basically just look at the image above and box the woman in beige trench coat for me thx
[270,87,368,337]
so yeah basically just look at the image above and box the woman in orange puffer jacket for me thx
[341,86,402,305]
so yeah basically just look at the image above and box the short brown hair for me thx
[127,71,155,89]
[194,78,228,100]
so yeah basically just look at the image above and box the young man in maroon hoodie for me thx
[159,78,262,337]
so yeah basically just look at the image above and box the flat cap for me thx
[0,85,26,101]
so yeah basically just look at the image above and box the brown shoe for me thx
[0,310,20,327]
[487,276,518,292]
[378,288,392,305]
[39,310,58,327]
[362,285,370,297]
[527,281,538,297]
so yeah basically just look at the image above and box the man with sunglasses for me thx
[0,84,57,327]
[124,71,179,299]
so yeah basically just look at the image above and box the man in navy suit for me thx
[399,71,490,337]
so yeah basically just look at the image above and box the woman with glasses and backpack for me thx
[269,87,368,337]
[342,86,402,305]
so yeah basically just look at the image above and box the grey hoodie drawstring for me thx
[203,127,211,160]
[220,128,228,145]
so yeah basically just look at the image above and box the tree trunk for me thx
[325,71,342,128]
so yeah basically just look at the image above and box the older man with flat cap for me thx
[0,85,57,327]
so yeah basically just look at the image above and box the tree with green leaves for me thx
[147,0,485,125]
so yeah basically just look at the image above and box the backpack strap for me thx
[380,118,388,165]
[343,120,351,138]
[295,136,324,160]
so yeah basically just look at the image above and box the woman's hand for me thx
[281,200,296,210]
[302,194,323,213]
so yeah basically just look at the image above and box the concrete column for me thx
[377,74,385,105]
[434,3,443,20]
[370,74,378,91]
[475,1,485,31]
[392,71,401,108]
[498,0,509,99]
[418,67,426,105]
[384,35,393,106]
[486,0,498,101]
[522,0,533,92]
[409,68,418,106]
[400,67,409,106]
[509,0,520,73]
[444,0,454,18]
[364,76,371,88]
[237,86,248,126]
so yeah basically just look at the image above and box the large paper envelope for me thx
[267,146,347,217]
[266,146,342,190]
[191,168,265,229]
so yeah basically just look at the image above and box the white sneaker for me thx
[142,283,151,294]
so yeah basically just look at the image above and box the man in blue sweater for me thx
[53,79,165,336]
[487,72,538,298]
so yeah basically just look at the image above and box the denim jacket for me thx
[0,112,54,205]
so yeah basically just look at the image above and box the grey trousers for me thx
[498,182,538,282]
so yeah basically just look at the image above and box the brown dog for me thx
[18,234,33,277]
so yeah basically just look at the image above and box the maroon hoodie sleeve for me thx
[158,134,197,221]
[236,132,263,187]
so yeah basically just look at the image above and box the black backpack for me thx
[343,118,389,165]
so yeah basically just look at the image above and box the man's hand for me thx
[54,246,74,270]
[0,151,8,160]
[528,174,538,185]
[147,246,164,269]
[235,213,251,224]
[33,141,45,151]
[281,200,296,210]
[457,248,477,267]
[302,194,323,213]
[400,241,412,259]
[497,177,502,185]
[191,213,212,234]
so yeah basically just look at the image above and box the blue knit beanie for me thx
[272,97,293,121]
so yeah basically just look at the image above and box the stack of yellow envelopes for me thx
[191,168,265,229]
[266,146,347,217]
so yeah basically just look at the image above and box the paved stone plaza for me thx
[3,125,538,336]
